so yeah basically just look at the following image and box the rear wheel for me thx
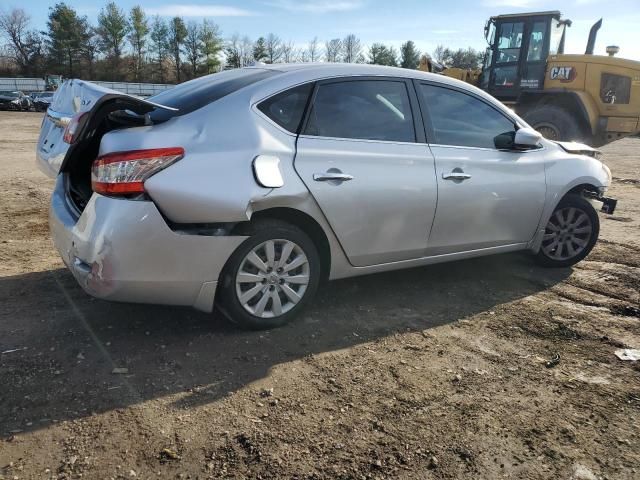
[523,105,589,143]
[535,194,599,267]
[217,220,321,330]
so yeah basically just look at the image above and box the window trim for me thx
[414,80,524,150]
[299,76,426,144]
[252,80,317,137]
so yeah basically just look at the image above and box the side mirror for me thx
[514,127,542,148]
[494,131,515,150]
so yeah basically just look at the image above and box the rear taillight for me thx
[63,112,88,144]
[91,147,184,196]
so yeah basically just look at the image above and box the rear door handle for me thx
[442,171,472,181]
[313,172,354,182]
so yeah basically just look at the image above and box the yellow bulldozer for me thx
[419,11,640,147]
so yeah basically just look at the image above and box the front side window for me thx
[258,83,313,133]
[496,22,524,63]
[419,84,515,149]
[303,80,415,143]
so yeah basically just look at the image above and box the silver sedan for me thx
[37,64,615,329]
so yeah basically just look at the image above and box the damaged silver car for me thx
[37,64,616,329]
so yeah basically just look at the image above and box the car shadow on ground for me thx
[0,252,570,436]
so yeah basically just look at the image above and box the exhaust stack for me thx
[585,18,602,54]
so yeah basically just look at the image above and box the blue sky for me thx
[12,0,640,60]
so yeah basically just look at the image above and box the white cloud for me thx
[265,0,365,14]
[146,5,255,17]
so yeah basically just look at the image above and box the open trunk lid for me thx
[36,79,176,178]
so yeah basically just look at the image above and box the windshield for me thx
[549,21,566,55]
[0,91,19,98]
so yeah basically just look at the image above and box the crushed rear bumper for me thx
[49,176,246,312]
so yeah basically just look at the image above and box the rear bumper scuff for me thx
[49,176,246,312]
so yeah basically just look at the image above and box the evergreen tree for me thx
[97,2,129,77]
[400,40,420,69]
[150,15,169,82]
[368,43,398,66]
[253,36,267,62]
[45,3,90,77]
[127,6,149,81]
[199,19,222,73]
[168,16,187,82]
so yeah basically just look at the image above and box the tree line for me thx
[0,2,483,84]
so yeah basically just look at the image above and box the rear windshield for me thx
[148,68,278,120]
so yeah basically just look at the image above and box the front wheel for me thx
[535,194,599,268]
[217,220,321,330]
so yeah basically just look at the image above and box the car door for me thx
[416,82,546,255]
[294,77,437,267]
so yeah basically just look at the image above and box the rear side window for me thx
[303,80,415,143]
[258,83,313,133]
[148,69,277,120]
[419,84,514,149]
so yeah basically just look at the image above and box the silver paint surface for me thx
[41,64,612,311]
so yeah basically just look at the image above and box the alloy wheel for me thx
[541,207,593,261]
[235,239,310,318]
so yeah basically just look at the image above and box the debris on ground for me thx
[545,353,561,368]
[614,348,640,361]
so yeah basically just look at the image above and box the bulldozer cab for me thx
[480,11,570,101]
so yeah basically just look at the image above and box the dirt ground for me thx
[0,110,638,480]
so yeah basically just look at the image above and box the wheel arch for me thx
[244,207,332,281]
[529,178,603,253]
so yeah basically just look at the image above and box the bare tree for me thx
[432,44,447,64]
[343,34,363,63]
[241,35,254,66]
[306,36,319,62]
[325,38,342,62]
[184,21,201,77]
[264,32,282,63]
[0,8,43,75]
[226,33,254,68]
[281,40,296,63]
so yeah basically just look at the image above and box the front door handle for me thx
[313,172,354,182]
[442,171,472,181]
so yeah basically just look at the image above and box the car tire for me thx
[523,105,589,144]
[535,194,599,268]
[217,219,321,330]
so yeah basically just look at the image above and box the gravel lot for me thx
[0,111,638,479]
